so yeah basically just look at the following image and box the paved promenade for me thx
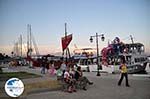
[1,66,150,99]
[27,72,150,99]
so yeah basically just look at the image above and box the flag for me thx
[61,34,72,51]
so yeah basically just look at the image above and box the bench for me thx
[57,76,84,91]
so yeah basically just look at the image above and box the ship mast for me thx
[27,24,32,57]
[65,23,67,62]
[27,24,29,57]
[27,24,39,57]
[130,35,134,44]
[65,23,71,62]
[20,34,22,57]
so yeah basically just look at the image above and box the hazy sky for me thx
[0,0,150,55]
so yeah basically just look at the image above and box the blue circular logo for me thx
[5,78,24,97]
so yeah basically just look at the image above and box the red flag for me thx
[61,34,72,51]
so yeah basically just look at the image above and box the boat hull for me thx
[127,62,147,74]
[83,62,148,74]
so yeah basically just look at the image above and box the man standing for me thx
[41,57,46,74]
[118,58,130,87]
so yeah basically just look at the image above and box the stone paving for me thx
[1,66,150,99]
[27,72,150,99]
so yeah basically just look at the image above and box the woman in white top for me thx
[64,67,76,93]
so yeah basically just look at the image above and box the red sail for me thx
[61,34,72,51]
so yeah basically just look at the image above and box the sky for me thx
[0,0,150,55]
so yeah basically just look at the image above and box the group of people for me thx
[40,57,130,93]
[40,57,57,75]
[58,61,93,93]
[40,58,93,93]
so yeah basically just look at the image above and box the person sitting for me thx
[69,66,76,78]
[74,66,93,90]
[64,67,76,93]
[60,61,67,77]
[48,62,56,76]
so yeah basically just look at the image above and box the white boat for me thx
[101,39,148,74]
[102,53,148,74]
[73,38,148,74]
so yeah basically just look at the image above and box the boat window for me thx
[126,56,131,64]
[79,58,93,65]
[134,57,146,63]
[107,56,122,65]
[135,58,137,63]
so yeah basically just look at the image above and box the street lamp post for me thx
[90,33,105,76]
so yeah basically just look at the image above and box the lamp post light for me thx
[90,33,105,76]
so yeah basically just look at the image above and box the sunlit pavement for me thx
[1,66,150,99]
[27,72,150,99]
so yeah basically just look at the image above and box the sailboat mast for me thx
[16,42,19,56]
[130,35,134,44]
[29,24,32,53]
[65,23,67,61]
[27,24,32,57]
[20,34,22,57]
[64,23,71,61]
[27,24,29,56]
